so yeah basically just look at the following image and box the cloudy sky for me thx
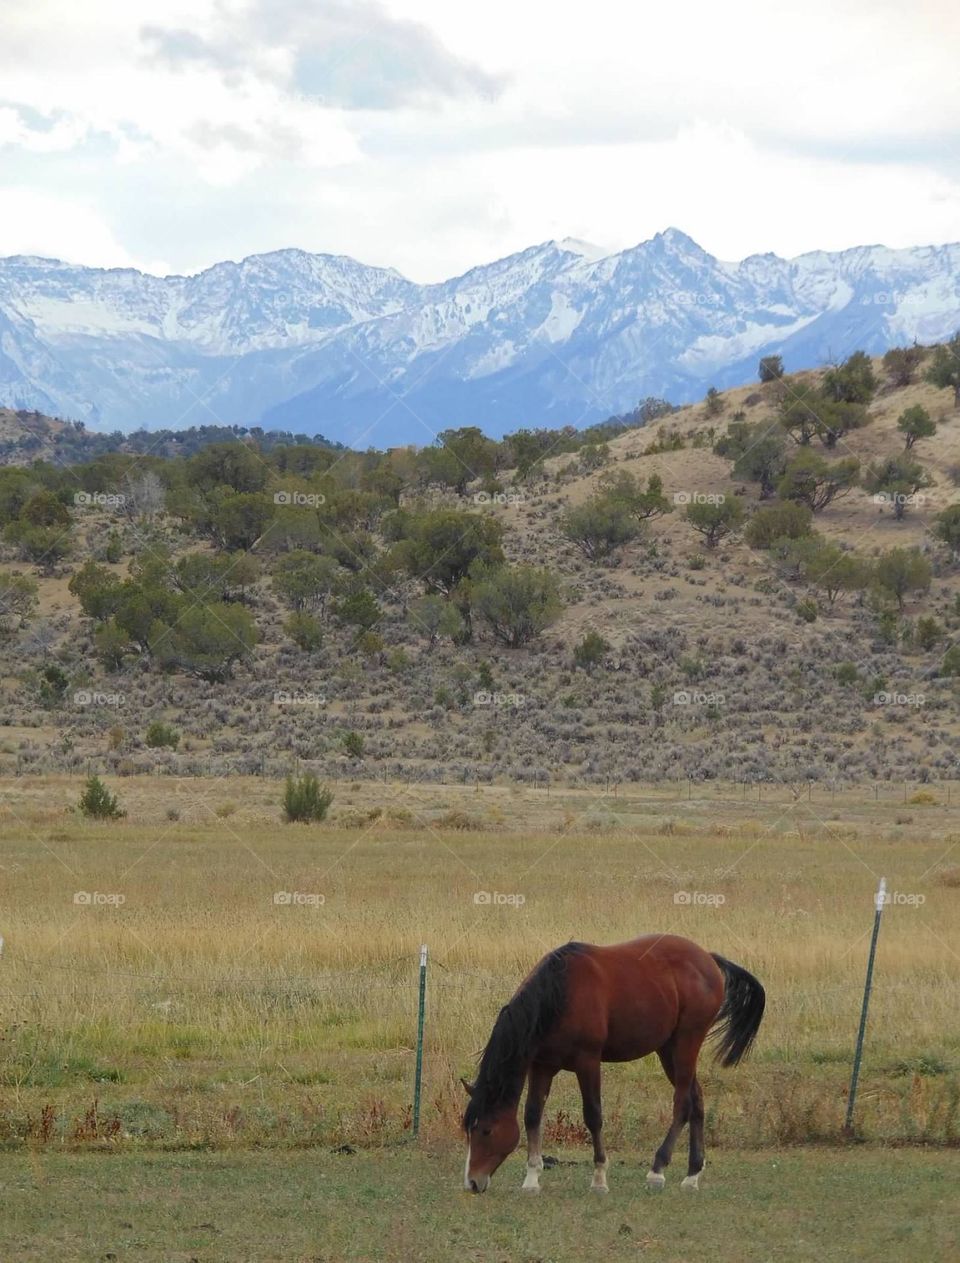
[1,0,958,280]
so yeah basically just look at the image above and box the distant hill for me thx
[1,231,959,445]
[1,344,958,787]
[0,409,341,467]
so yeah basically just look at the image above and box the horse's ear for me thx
[460,1077,475,1097]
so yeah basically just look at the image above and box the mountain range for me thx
[1,229,958,446]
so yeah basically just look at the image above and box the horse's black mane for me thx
[463,942,585,1129]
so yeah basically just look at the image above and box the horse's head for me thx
[460,1078,520,1193]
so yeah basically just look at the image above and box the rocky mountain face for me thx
[1,230,957,445]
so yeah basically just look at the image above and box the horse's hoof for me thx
[521,1183,541,1194]
[590,1184,609,1195]
[646,1171,666,1191]
[680,1174,701,1191]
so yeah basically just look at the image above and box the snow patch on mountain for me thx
[1,231,959,444]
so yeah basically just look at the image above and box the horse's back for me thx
[557,935,725,1063]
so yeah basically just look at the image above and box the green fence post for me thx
[845,877,886,1134]
[413,944,428,1138]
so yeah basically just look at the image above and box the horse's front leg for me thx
[575,1058,608,1193]
[521,1063,554,1192]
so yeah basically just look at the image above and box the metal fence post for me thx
[413,944,428,1137]
[845,877,886,1134]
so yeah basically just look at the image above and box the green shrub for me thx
[285,611,323,651]
[78,775,125,820]
[744,502,813,550]
[471,564,563,646]
[38,664,70,707]
[916,617,944,652]
[282,773,334,823]
[573,631,611,671]
[104,531,123,564]
[144,721,180,750]
[796,599,818,623]
[561,496,638,561]
[942,646,960,677]
[685,497,745,548]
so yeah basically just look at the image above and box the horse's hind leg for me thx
[680,1076,705,1191]
[521,1063,553,1192]
[575,1058,608,1193]
[647,1035,701,1189]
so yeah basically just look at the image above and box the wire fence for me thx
[5,764,960,806]
[0,902,935,1141]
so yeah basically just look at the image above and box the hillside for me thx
[1,344,959,788]
[2,232,960,444]
[0,409,341,467]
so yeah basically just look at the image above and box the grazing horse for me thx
[462,934,764,1194]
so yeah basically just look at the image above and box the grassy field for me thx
[2,1147,958,1262]
[1,775,959,1157]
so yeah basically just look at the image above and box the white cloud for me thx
[0,188,171,273]
[0,0,958,277]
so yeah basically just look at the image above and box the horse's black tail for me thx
[709,954,765,1067]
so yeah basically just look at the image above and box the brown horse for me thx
[462,934,764,1194]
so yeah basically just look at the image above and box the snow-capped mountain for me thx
[1,229,958,445]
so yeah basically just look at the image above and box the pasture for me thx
[3,1148,958,1262]
[1,775,959,1257]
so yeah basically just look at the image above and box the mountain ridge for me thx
[1,229,958,444]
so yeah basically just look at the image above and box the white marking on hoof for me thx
[680,1172,702,1191]
[646,1171,666,1190]
[522,1170,542,1192]
[591,1161,609,1193]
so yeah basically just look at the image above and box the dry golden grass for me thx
[1,776,959,1151]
